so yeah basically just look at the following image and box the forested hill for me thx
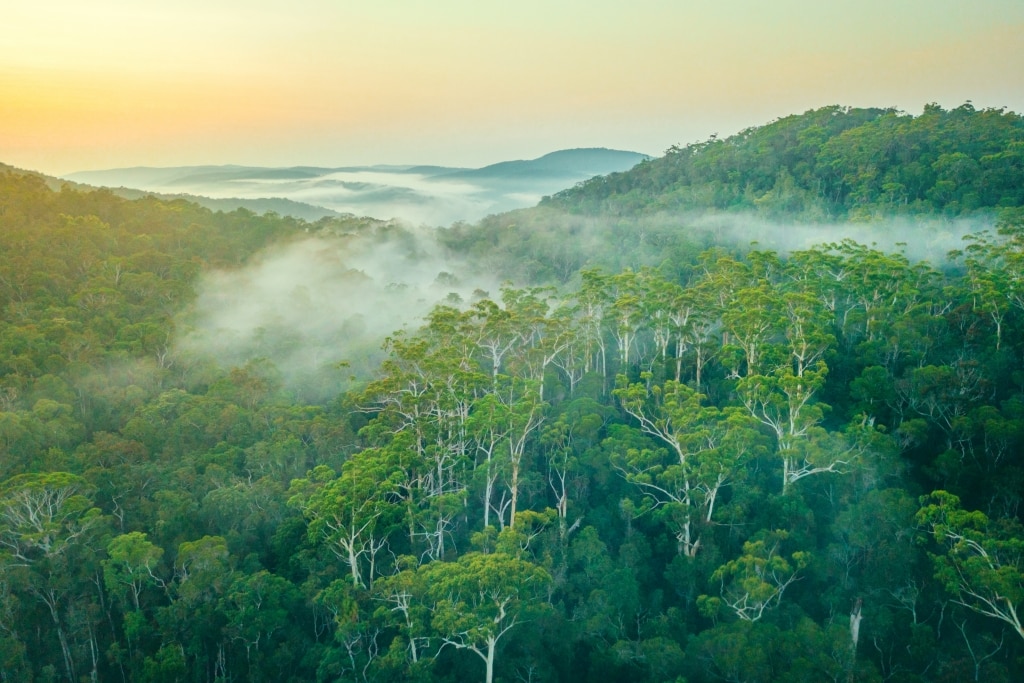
[4,108,1024,682]
[542,103,1024,220]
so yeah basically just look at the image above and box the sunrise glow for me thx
[3,0,1023,174]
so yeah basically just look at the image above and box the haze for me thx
[4,1,1023,175]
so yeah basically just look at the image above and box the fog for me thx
[65,150,648,227]
[168,170,494,227]
[680,212,991,264]
[173,206,993,401]
[174,224,503,401]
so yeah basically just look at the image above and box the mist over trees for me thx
[1,103,1024,682]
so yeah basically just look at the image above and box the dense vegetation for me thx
[2,104,1024,683]
[543,103,1024,221]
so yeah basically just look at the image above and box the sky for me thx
[2,0,1023,176]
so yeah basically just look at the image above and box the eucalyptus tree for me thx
[547,302,592,396]
[721,284,783,378]
[219,570,300,681]
[103,532,168,679]
[668,277,722,388]
[777,287,835,378]
[495,376,546,531]
[372,558,432,670]
[786,244,856,331]
[471,298,520,384]
[613,374,761,557]
[421,552,551,683]
[641,270,681,376]
[954,213,1024,352]
[358,312,488,554]
[498,286,571,395]
[576,269,613,382]
[606,268,648,370]
[103,531,166,612]
[540,401,604,548]
[0,472,105,682]
[293,458,400,589]
[163,535,234,681]
[461,373,548,534]
[740,368,888,496]
[699,530,810,623]
[918,490,1024,641]
[831,241,923,348]
[467,392,511,530]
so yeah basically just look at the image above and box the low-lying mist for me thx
[174,208,992,401]
[681,212,991,264]
[174,224,503,401]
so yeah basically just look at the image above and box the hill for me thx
[542,103,1024,220]
[3,109,1024,683]
[440,148,649,181]
[0,161,342,220]
[63,148,648,225]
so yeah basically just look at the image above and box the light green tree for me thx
[296,456,399,589]
[700,530,810,622]
[422,552,551,683]
[917,491,1024,641]
[103,531,166,611]
[614,374,760,557]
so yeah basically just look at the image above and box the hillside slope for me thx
[542,104,1024,220]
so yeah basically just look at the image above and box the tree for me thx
[722,284,781,377]
[917,491,1024,640]
[316,578,387,683]
[103,532,166,611]
[421,552,551,683]
[295,457,399,589]
[614,374,760,557]
[163,535,234,680]
[700,530,809,623]
[219,570,299,681]
[737,365,880,493]
[0,472,105,682]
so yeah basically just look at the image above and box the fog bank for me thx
[173,209,993,400]
[174,225,502,400]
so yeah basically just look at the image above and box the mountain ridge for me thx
[61,147,649,225]
[62,147,647,185]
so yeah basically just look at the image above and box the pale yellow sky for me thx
[2,1,1022,175]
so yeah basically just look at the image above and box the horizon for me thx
[4,1,1024,176]
[59,146,648,176]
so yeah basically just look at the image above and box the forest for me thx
[1,103,1023,682]
[543,103,1024,220]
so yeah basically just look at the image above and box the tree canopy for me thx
[2,105,1024,681]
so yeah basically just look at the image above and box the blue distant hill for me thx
[63,148,649,225]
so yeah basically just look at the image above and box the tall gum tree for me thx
[917,491,1024,641]
[613,374,760,557]
[699,530,810,623]
[0,472,105,682]
[420,552,551,683]
[293,459,399,589]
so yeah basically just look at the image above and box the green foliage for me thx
[704,530,809,622]
[4,108,1024,680]
[544,103,1024,220]
[918,491,1024,640]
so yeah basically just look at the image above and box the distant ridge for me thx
[61,148,649,225]
[0,162,341,220]
[438,148,650,181]
[111,189,343,221]
[63,148,648,187]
